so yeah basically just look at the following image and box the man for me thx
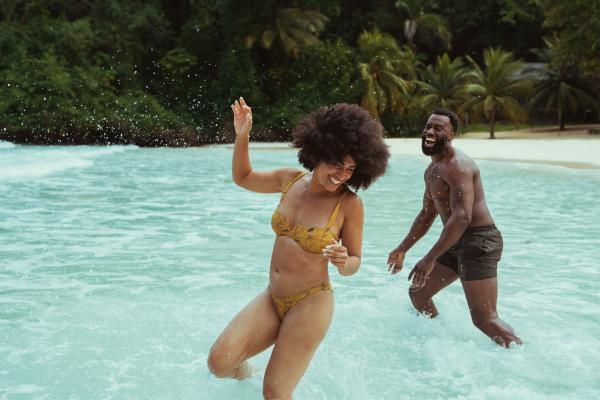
[387,108,522,348]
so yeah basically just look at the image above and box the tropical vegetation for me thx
[0,0,597,145]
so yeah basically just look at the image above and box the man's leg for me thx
[409,262,459,317]
[461,278,522,347]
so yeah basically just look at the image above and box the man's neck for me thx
[431,143,454,162]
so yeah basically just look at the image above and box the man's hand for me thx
[387,247,406,275]
[408,256,437,288]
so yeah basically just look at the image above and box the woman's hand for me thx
[231,97,252,137]
[323,239,348,271]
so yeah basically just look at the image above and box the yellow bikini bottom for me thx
[270,281,333,320]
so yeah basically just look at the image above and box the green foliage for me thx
[380,105,430,137]
[246,8,330,58]
[461,48,532,138]
[543,0,600,87]
[261,40,361,139]
[0,0,595,146]
[527,37,598,130]
[446,0,546,60]
[357,31,415,119]
[417,53,468,111]
[395,0,451,55]
[0,1,191,144]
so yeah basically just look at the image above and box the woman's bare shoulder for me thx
[343,190,363,211]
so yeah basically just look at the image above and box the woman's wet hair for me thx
[292,103,389,190]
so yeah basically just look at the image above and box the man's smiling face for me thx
[421,114,455,156]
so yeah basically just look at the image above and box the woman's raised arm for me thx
[231,97,299,193]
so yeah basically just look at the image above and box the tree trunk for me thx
[558,103,564,132]
[404,20,417,46]
[489,108,496,139]
[1,2,16,23]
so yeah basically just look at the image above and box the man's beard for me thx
[421,136,447,156]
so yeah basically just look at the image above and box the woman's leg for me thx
[208,288,281,379]
[263,290,334,399]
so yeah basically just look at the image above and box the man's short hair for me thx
[432,108,460,133]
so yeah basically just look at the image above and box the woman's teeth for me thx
[330,176,341,185]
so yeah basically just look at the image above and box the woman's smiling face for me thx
[314,155,356,192]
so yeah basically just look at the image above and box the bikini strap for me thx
[280,171,307,202]
[326,191,348,228]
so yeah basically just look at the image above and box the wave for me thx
[0,140,16,149]
[1,157,94,179]
[0,144,139,180]
[70,144,140,156]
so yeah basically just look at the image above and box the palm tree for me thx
[395,0,451,52]
[527,37,598,131]
[357,31,415,119]
[418,53,468,111]
[460,48,532,139]
[244,8,329,58]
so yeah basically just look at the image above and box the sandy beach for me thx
[386,138,600,169]
[387,125,600,169]
[244,125,600,169]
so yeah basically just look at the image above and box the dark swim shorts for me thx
[437,225,503,281]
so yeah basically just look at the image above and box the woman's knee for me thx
[207,341,236,378]
[263,382,291,400]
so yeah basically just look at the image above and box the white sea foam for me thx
[0,156,93,179]
[0,140,16,149]
[0,145,138,179]
[2,147,599,400]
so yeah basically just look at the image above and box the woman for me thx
[207,97,389,399]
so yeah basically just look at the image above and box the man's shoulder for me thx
[439,155,478,184]
[449,148,478,173]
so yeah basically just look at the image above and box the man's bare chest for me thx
[425,169,450,203]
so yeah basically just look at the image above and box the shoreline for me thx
[459,124,600,140]
[3,125,600,170]
[385,138,600,170]
[231,137,600,170]
[476,158,599,170]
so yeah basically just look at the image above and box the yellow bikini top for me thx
[271,172,347,254]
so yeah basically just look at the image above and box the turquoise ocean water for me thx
[1,141,599,399]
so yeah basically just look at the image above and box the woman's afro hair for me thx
[292,103,389,190]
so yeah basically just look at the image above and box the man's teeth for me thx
[330,176,341,185]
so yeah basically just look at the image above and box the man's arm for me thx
[424,168,474,260]
[396,190,438,253]
[408,167,474,287]
[388,189,437,274]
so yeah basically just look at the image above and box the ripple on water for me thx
[1,147,599,399]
